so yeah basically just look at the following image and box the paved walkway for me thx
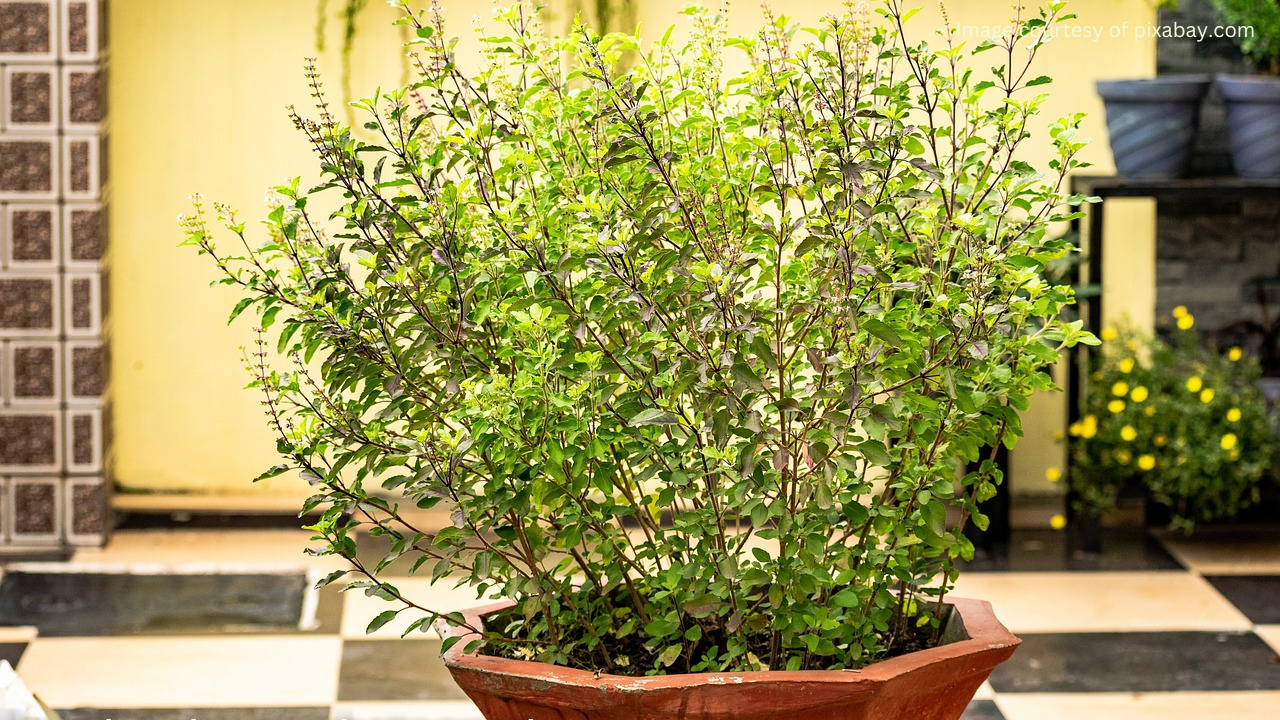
[1,524,1277,719]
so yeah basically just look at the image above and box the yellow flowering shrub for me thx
[1068,317,1273,532]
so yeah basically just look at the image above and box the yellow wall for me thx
[109,0,1156,495]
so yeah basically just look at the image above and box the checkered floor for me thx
[2,523,1279,719]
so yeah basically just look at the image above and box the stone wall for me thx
[0,0,107,548]
[1152,0,1280,338]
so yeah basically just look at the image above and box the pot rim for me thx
[1096,75,1211,102]
[439,596,1019,690]
[1216,74,1280,103]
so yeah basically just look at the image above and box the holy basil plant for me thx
[183,0,1094,675]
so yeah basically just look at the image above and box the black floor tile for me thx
[339,639,469,702]
[959,528,1183,572]
[308,579,346,634]
[0,572,307,636]
[0,642,26,667]
[961,699,1004,720]
[55,709,329,720]
[989,631,1280,693]
[114,511,324,530]
[1205,575,1280,624]
[354,531,434,577]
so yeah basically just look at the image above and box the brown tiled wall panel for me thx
[0,276,55,331]
[69,342,103,397]
[0,411,58,469]
[65,1,87,53]
[0,1,108,548]
[67,408,99,470]
[12,478,56,537]
[0,139,53,193]
[12,343,54,398]
[9,207,54,262]
[8,69,53,124]
[65,67,100,124]
[67,478,104,541]
[0,3,53,56]
[65,272,100,332]
[66,205,102,262]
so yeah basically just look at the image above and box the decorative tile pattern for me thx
[0,0,108,550]
[5,66,54,126]
[64,271,100,334]
[10,342,55,400]
[10,476,59,540]
[0,138,54,195]
[9,206,54,262]
[0,411,59,470]
[0,275,56,332]
[66,478,104,542]
[67,341,103,398]
[66,407,100,471]
[0,3,53,58]
[63,66,100,126]
[64,204,101,263]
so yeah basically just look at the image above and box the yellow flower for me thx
[1120,425,1137,442]
[1068,422,1083,437]
[1101,327,1118,341]
[1115,449,1132,465]
[1186,376,1203,393]
[1229,449,1241,462]
[1050,514,1067,530]
[1221,433,1238,451]
[1130,386,1148,402]
[1228,347,1243,362]
[1045,467,1062,483]
[1112,381,1130,397]
[1154,434,1167,447]
[1227,408,1242,423]
[1177,314,1195,330]
[1137,454,1156,471]
[1080,414,1098,439]
[1144,406,1156,417]
[1108,399,1126,414]
[1173,305,1188,318]
[1119,358,1135,374]
[1200,388,1215,404]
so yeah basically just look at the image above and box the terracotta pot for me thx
[441,597,1019,720]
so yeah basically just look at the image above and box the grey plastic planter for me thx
[1217,75,1280,179]
[1095,76,1210,179]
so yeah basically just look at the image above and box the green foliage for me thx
[1209,0,1280,74]
[183,0,1091,675]
[1068,312,1273,532]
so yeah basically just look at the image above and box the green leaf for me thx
[254,464,291,482]
[859,318,902,346]
[630,409,680,426]
[657,645,682,667]
[366,609,401,634]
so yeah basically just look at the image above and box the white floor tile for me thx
[997,692,1280,720]
[69,529,346,573]
[16,636,342,708]
[340,578,501,639]
[1254,625,1280,654]
[332,701,484,719]
[949,571,1251,633]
